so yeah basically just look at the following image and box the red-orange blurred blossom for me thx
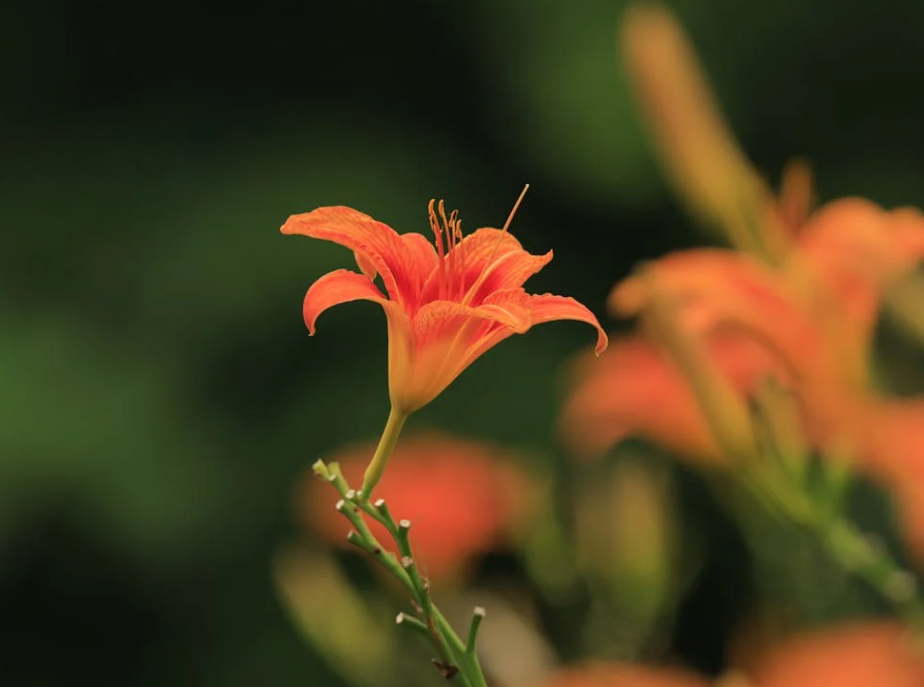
[599,0,924,560]
[533,621,924,687]
[560,197,924,556]
[304,432,536,584]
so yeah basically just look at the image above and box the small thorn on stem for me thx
[374,498,386,508]
[335,499,346,512]
[432,660,459,681]
[396,611,430,636]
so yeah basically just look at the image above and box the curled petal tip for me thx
[279,214,302,234]
[594,328,610,356]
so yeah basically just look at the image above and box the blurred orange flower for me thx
[561,196,924,554]
[561,202,924,452]
[748,621,924,687]
[606,1,924,556]
[303,432,533,583]
[621,202,924,456]
[282,200,606,415]
[534,621,924,687]
[560,329,782,464]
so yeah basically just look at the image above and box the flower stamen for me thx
[429,199,470,299]
[461,184,531,306]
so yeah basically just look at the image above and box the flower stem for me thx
[360,406,408,501]
[314,457,491,687]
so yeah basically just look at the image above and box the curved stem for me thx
[360,406,408,501]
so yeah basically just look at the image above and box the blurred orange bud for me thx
[619,2,786,259]
[777,159,815,234]
[749,621,924,687]
[304,432,534,584]
[611,250,821,383]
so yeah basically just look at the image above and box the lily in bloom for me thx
[282,191,606,496]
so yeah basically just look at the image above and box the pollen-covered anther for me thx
[427,198,469,300]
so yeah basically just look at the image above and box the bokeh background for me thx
[3,0,924,684]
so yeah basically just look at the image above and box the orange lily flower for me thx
[561,198,924,467]
[610,197,924,443]
[304,432,533,584]
[561,196,924,558]
[282,199,607,416]
[605,2,924,557]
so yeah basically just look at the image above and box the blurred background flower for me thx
[303,432,535,584]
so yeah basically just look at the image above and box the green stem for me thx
[822,518,924,631]
[360,406,408,500]
[735,468,924,633]
[316,452,491,686]
[432,607,489,687]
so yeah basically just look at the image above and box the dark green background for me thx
[2,0,924,684]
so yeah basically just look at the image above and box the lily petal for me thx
[560,336,721,461]
[526,293,608,354]
[282,206,437,308]
[302,269,387,335]
[751,621,924,687]
[612,250,820,381]
[386,295,533,413]
[560,328,780,462]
